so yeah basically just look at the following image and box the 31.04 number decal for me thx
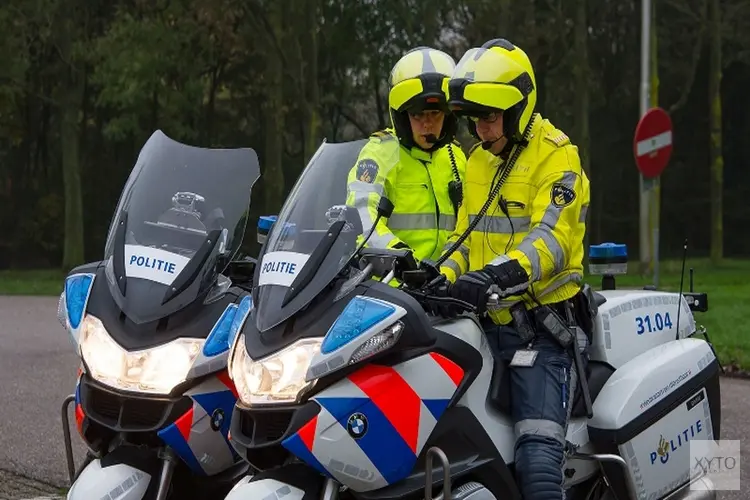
[635,312,673,334]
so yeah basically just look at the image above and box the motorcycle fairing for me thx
[102,130,260,326]
[281,352,465,492]
[156,371,240,476]
[75,368,241,477]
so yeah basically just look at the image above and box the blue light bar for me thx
[321,296,396,354]
[64,274,95,330]
[203,295,254,358]
[257,215,277,232]
[589,243,628,260]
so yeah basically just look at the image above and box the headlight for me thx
[79,315,203,395]
[230,334,321,406]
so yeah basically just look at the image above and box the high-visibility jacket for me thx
[439,114,590,325]
[346,128,467,263]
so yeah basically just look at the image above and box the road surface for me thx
[0,296,747,498]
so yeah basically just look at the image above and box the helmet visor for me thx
[390,75,450,112]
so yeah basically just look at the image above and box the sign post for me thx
[639,0,652,277]
[634,106,673,287]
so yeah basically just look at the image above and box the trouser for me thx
[484,313,584,500]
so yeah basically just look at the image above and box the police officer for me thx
[439,39,591,499]
[346,47,466,264]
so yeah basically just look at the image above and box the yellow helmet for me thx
[448,39,537,142]
[388,47,458,151]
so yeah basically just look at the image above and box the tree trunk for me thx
[649,0,661,285]
[708,0,723,263]
[498,0,512,38]
[302,0,321,164]
[263,2,285,215]
[58,16,85,270]
[574,0,591,269]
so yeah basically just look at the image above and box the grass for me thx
[0,269,67,296]
[2,259,749,370]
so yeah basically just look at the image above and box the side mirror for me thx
[377,197,394,219]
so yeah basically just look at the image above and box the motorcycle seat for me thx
[487,357,614,419]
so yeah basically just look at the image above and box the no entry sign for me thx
[634,107,673,178]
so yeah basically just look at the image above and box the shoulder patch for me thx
[356,158,379,183]
[544,132,570,147]
[550,183,576,208]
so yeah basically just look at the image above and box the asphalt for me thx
[0,296,747,498]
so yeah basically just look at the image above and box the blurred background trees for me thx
[1,0,748,270]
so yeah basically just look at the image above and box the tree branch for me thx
[0,77,60,107]
[663,0,702,23]
[337,105,369,137]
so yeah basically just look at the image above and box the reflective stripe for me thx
[579,204,588,224]
[486,272,582,313]
[511,172,577,279]
[368,230,396,248]
[385,213,457,231]
[489,254,510,266]
[536,272,582,299]
[443,242,470,264]
[348,180,384,195]
[440,215,457,231]
[515,418,565,445]
[387,213,438,230]
[516,227,564,281]
[442,258,462,278]
[350,188,397,248]
[470,215,530,234]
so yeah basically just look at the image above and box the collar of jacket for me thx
[407,145,433,163]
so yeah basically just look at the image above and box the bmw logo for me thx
[210,409,225,431]
[346,412,368,439]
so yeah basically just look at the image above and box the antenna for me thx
[674,239,688,341]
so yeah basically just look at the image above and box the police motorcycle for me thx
[223,135,721,500]
[57,130,262,499]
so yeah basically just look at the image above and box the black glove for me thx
[449,259,530,313]
[420,282,459,318]
[482,259,530,297]
[449,269,496,313]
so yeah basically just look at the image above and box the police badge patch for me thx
[551,183,576,207]
[356,159,379,183]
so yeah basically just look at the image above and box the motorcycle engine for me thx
[451,481,497,500]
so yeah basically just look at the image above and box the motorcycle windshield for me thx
[253,136,402,331]
[103,130,261,324]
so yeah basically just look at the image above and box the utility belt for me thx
[505,288,596,351]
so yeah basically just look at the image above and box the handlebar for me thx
[401,280,505,317]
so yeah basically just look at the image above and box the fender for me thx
[67,446,161,500]
[224,464,327,500]
[67,459,152,500]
